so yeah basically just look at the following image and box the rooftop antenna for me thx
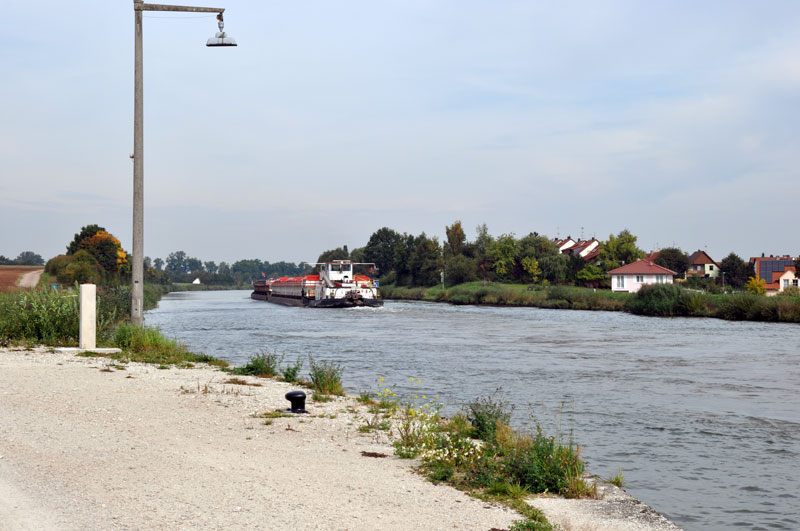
[580,226,584,240]
[556,225,560,238]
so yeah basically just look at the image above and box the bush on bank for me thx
[0,283,169,346]
[368,386,588,530]
[383,281,800,323]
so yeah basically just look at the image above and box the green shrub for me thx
[232,350,282,377]
[308,355,344,395]
[625,284,693,316]
[465,391,513,443]
[280,356,304,383]
[503,425,584,494]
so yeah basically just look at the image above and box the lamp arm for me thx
[137,3,225,13]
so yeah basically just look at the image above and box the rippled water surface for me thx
[145,291,800,530]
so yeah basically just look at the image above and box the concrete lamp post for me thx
[131,1,236,326]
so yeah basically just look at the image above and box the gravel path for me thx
[0,348,520,531]
[1,347,682,531]
[16,269,44,288]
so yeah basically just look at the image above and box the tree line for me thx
[0,251,45,266]
[316,222,757,290]
[148,251,310,285]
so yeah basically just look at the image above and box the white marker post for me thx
[79,283,96,350]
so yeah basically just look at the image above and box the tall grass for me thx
[0,288,82,344]
[308,355,344,395]
[110,324,227,366]
[232,350,282,377]
[0,283,171,346]
[384,282,628,311]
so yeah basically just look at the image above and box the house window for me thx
[616,276,625,288]
[636,275,644,283]
[709,265,714,271]
[784,279,790,288]
[794,279,798,287]
[656,275,665,284]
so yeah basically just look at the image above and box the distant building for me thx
[192,277,201,285]
[777,266,798,293]
[554,237,599,259]
[687,250,719,278]
[607,260,676,293]
[553,237,577,253]
[751,255,797,294]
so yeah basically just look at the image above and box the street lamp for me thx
[131,1,236,326]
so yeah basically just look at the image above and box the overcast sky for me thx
[2,1,798,264]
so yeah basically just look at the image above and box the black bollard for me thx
[285,390,308,414]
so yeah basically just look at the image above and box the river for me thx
[145,290,799,530]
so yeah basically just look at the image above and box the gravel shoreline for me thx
[1,347,682,530]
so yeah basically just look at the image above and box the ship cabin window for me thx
[329,263,352,272]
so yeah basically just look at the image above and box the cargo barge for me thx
[251,260,383,308]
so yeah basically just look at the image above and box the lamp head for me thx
[207,13,237,47]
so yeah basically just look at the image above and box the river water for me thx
[145,290,799,530]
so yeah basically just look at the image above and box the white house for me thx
[777,266,798,294]
[607,260,677,293]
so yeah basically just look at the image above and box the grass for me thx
[111,324,227,367]
[0,282,170,346]
[609,470,625,488]
[231,350,282,377]
[367,383,592,530]
[308,355,344,396]
[382,281,628,312]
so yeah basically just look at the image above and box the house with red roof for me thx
[565,238,599,259]
[777,266,798,294]
[553,237,577,253]
[687,250,719,278]
[607,260,677,293]
[750,255,798,294]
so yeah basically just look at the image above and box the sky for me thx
[2,1,799,265]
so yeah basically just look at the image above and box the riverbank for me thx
[1,347,681,530]
[381,281,800,323]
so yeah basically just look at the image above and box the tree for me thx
[317,246,350,264]
[520,256,541,284]
[444,220,466,258]
[77,231,128,277]
[655,247,689,277]
[165,251,188,275]
[204,261,218,274]
[745,276,766,294]
[349,247,366,264]
[444,254,477,285]
[66,224,105,255]
[185,256,203,274]
[539,253,570,283]
[577,263,605,286]
[408,233,442,286]
[392,233,416,285]
[719,253,749,289]
[0,255,12,265]
[61,250,103,284]
[14,251,45,265]
[363,227,401,274]
[153,257,164,271]
[473,223,494,282]
[488,234,518,278]
[598,230,644,271]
